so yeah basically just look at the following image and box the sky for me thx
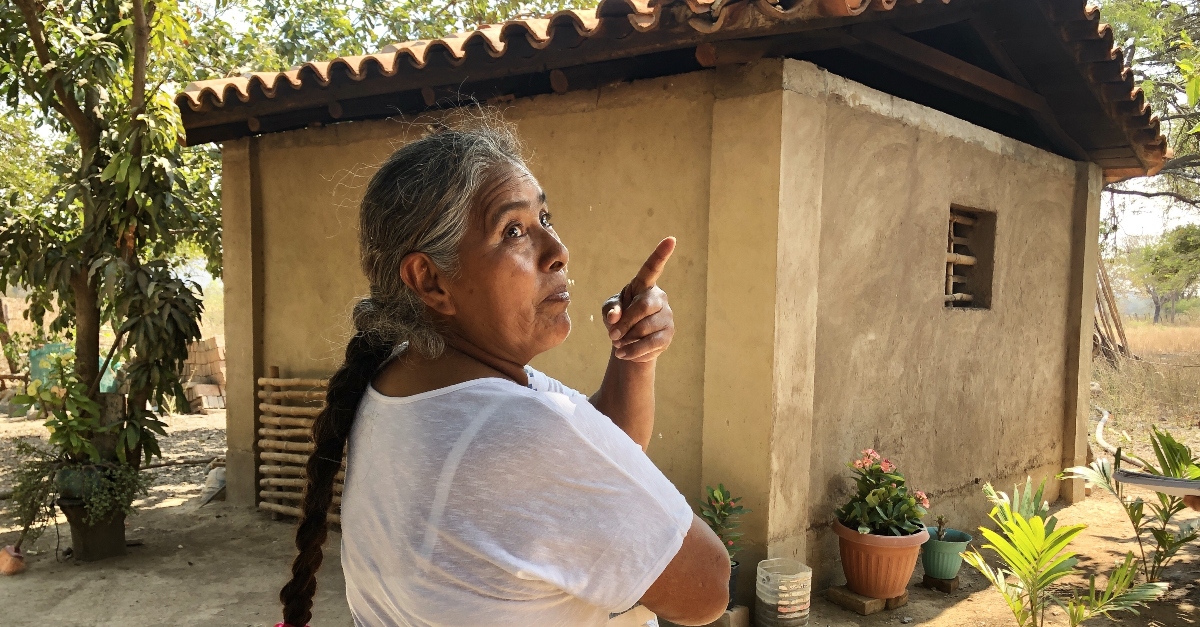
[1113,197,1193,237]
[1105,179,1199,248]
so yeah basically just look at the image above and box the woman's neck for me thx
[371,342,528,399]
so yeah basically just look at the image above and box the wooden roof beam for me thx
[849,24,1090,161]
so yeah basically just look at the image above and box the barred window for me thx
[945,207,995,309]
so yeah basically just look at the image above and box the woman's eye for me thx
[540,212,553,228]
[505,224,524,238]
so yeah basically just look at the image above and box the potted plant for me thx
[921,515,973,580]
[7,354,149,561]
[699,484,750,609]
[833,449,930,599]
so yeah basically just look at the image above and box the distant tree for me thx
[0,111,64,373]
[1118,224,1200,323]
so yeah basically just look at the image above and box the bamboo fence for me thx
[256,366,340,523]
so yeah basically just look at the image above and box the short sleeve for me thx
[452,391,693,613]
[525,366,591,405]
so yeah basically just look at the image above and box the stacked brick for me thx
[183,335,226,413]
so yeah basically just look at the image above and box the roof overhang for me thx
[176,0,1167,179]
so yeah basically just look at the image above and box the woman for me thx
[276,123,730,627]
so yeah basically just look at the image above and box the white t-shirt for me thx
[340,367,694,627]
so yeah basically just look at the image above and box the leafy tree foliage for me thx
[1100,0,1200,207]
[188,0,587,77]
[0,0,218,464]
[1115,224,1200,322]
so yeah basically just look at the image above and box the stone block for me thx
[885,591,908,610]
[921,574,960,594]
[825,586,907,616]
[660,605,748,627]
[190,383,222,397]
[826,586,884,616]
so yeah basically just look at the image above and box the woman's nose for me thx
[538,228,568,273]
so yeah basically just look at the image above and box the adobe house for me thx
[176,0,1165,596]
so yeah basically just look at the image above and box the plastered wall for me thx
[221,58,1098,596]
[223,71,717,508]
[772,61,1099,586]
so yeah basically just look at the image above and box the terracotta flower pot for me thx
[833,520,928,599]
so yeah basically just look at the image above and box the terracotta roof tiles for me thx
[176,0,1167,175]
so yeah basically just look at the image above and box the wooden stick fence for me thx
[256,366,338,522]
[1093,253,1131,363]
[945,210,976,306]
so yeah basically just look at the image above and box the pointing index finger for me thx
[630,237,676,294]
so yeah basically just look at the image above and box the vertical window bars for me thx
[945,209,977,308]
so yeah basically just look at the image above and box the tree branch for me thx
[87,328,125,399]
[130,0,150,114]
[1105,187,1200,208]
[1158,153,1200,172]
[11,0,97,147]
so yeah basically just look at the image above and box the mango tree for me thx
[0,0,219,557]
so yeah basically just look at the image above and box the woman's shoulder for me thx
[360,375,599,446]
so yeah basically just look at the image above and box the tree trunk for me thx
[1152,298,1162,323]
[0,300,21,374]
[70,269,100,389]
[91,392,126,463]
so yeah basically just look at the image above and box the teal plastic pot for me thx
[921,528,973,580]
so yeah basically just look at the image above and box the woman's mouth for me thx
[543,290,571,304]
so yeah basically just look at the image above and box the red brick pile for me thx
[183,335,226,413]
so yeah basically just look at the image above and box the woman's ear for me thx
[399,253,456,316]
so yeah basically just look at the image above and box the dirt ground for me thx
[0,414,1198,626]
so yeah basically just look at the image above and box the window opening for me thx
[945,207,994,309]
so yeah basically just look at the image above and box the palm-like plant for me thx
[1063,427,1200,581]
[964,489,1166,627]
[1062,554,1168,626]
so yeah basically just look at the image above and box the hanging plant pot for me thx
[56,498,126,562]
[921,528,973,580]
[833,520,928,599]
[54,465,104,499]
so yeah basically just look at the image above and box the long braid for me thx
[280,321,393,627]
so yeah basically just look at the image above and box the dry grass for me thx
[1123,321,1200,355]
[1092,319,1200,462]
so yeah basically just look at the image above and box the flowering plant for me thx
[834,449,929,536]
[699,484,751,560]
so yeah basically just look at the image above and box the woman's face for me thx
[440,166,571,365]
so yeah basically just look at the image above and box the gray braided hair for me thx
[279,120,528,627]
[355,121,526,357]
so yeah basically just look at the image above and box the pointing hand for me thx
[601,237,676,363]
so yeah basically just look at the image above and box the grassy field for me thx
[1093,321,1200,462]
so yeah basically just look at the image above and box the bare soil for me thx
[1,414,1197,627]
